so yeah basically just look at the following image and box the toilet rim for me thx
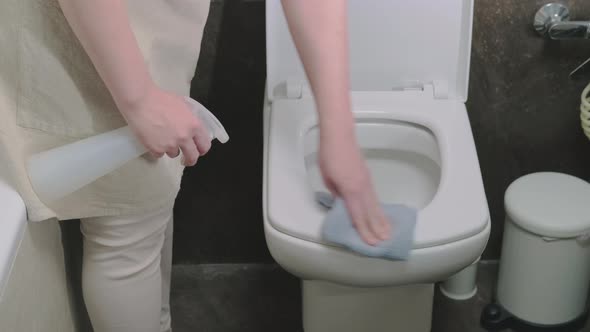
[263,211,491,287]
[297,110,446,208]
[266,94,489,249]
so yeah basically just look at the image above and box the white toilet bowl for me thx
[263,1,490,331]
[263,92,490,331]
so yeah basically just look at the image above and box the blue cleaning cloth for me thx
[315,192,417,261]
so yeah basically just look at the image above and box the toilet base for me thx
[480,303,589,331]
[302,280,433,332]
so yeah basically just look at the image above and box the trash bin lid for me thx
[504,172,590,238]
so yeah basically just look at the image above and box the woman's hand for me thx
[319,126,391,245]
[56,0,210,166]
[120,85,211,166]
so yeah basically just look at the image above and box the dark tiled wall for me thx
[173,0,590,263]
[467,0,590,258]
[173,0,271,263]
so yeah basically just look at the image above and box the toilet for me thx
[262,1,490,331]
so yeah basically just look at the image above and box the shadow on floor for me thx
[170,262,515,332]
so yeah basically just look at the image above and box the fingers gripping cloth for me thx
[315,192,417,261]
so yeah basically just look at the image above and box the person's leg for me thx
[80,207,173,332]
[160,214,174,332]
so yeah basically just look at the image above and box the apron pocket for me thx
[16,0,124,138]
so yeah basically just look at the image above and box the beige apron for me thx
[0,0,210,221]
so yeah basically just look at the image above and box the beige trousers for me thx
[80,206,174,332]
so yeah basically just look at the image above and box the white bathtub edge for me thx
[0,180,27,303]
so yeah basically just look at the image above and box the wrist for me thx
[114,78,157,115]
[318,107,355,138]
[319,118,356,145]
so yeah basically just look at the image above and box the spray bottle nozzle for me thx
[184,97,229,144]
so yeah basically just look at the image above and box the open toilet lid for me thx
[266,0,474,101]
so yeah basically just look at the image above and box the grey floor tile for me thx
[432,262,498,332]
[432,262,590,332]
[171,264,302,332]
[171,262,590,332]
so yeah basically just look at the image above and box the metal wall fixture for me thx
[534,3,590,79]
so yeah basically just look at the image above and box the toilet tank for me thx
[266,0,474,101]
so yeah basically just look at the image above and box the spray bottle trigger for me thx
[184,97,229,144]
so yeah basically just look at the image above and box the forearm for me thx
[57,0,154,111]
[281,0,354,135]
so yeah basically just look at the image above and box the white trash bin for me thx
[481,172,590,331]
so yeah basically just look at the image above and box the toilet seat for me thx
[266,91,489,249]
[263,209,490,287]
[263,0,489,288]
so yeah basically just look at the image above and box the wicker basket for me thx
[582,83,590,140]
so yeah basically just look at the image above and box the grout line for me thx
[479,259,499,266]
[173,261,500,268]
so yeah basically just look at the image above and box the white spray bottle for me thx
[27,96,229,204]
